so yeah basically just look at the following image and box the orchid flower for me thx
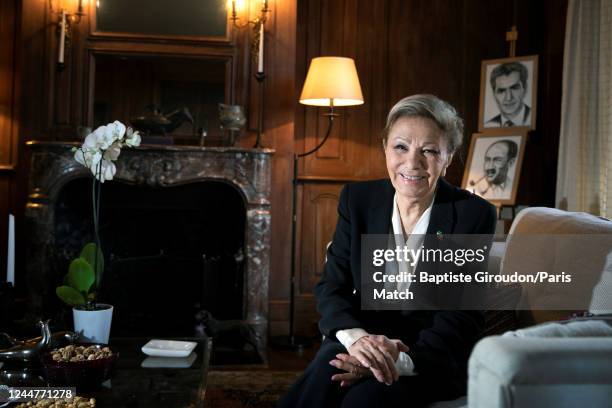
[73,121,140,182]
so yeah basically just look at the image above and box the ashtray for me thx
[41,344,118,389]
[141,339,197,357]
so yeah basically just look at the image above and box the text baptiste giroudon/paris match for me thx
[370,245,573,285]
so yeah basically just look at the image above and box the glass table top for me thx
[0,337,212,408]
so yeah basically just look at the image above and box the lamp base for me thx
[270,334,312,351]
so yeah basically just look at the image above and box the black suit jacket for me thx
[486,104,531,127]
[314,178,496,392]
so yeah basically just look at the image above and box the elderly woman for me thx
[279,94,496,408]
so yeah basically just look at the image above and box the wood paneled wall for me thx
[289,0,568,336]
[0,0,20,282]
[261,0,298,336]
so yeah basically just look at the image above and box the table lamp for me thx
[274,57,364,349]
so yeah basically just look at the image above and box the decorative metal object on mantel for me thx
[272,57,364,350]
[228,0,269,147]
[219,103,247,146]
[130,105,195,144]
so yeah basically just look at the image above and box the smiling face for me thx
[384,116,452,206]
[493,71,526,118]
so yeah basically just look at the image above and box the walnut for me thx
[51,345,113,362]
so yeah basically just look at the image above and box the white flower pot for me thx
[73,304,113,344]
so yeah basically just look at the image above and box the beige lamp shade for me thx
[299,57,364,107]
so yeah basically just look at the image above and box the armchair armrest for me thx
[468,336,612,408]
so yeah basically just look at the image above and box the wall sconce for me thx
[229,0,269,73]
[51,0,85,70]
[228,0,270,147]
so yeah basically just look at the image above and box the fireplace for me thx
[25,142,273,352]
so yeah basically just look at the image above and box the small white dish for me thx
[141,339,197,358]
[141,352,197,368]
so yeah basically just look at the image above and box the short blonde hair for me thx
[382,94,464,154]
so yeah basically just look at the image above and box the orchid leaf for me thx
[56,286,86,306]
[68,258,95,293]
[80,242,104,288]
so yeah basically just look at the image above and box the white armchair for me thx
[469,335,612,408]
[464,207,612,408]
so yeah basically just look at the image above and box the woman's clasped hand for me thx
[330,335,409,387]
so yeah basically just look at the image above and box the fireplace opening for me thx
[54,178,246,338]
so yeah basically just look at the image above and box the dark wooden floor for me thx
[265,341,321,371]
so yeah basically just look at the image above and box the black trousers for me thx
[278,338,460,408]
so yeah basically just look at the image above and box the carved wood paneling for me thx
[22,0,249,141]
[295,293,318,335]
[291,182,343,336]
[19,0,48,139]
[297,0,387,180]
[0,0,19,287]
[296,183,342,294]
[0,0,19,170]
[264,0,298,333]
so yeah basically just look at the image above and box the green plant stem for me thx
[96,160,103,272]
[90,160,103,311]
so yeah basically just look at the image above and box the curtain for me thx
[556,0,612,218]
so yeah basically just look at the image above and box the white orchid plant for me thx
[74,120,141,183]
[56,121,141,310]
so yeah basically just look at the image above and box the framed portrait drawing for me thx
[461,132,527,206]
[478,55,538,132]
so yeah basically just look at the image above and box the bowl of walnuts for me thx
[41,344,118,389]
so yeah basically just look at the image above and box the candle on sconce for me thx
[7,214,15,285]
[58,10,66,64]
[257,22,264,73]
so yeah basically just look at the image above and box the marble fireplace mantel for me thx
[25,141,274,350]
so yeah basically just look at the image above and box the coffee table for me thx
[0,337,212,408]
[92,337,212,407]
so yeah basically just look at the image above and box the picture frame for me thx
[478,55,538,132]
[461,131,527,206]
